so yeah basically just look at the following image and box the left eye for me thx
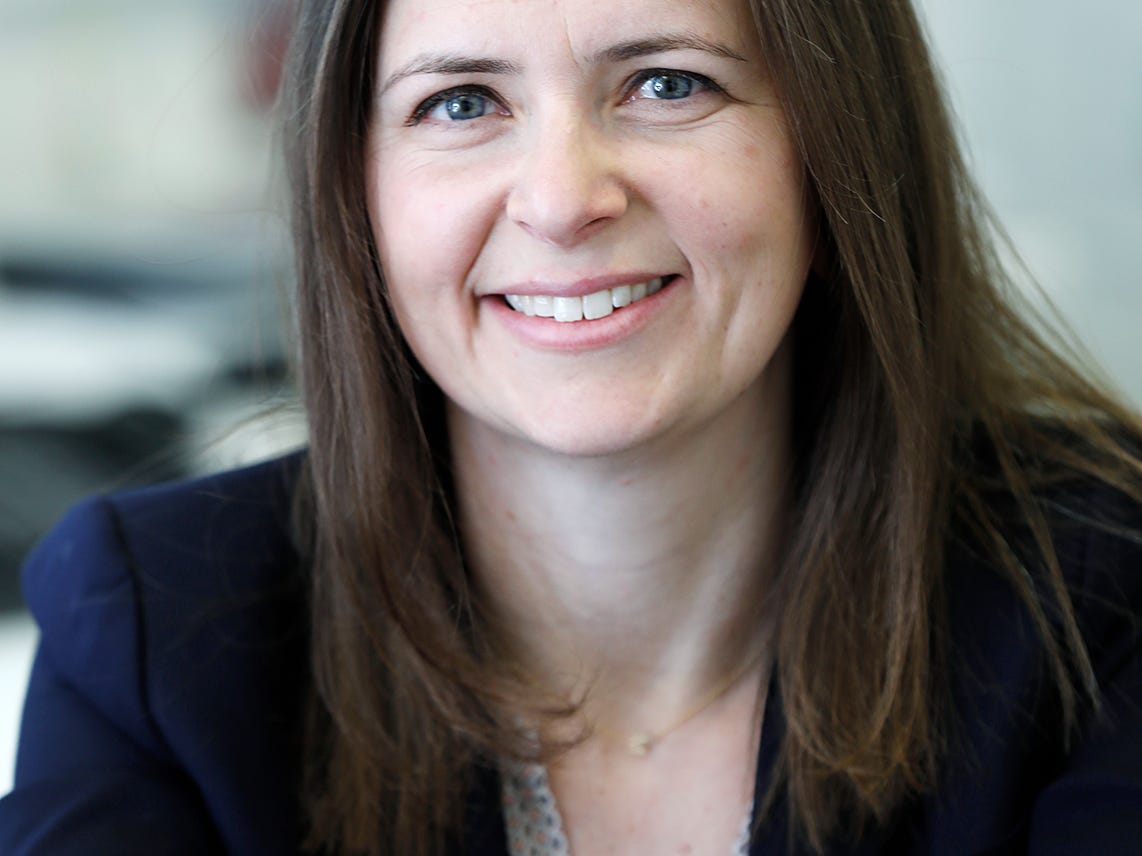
[630,71,712,101]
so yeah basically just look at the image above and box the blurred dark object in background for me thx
[0,0,304,611]
[0,241,299,609]
[0,416,181,609]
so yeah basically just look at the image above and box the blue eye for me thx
[439,92,494,120]
[631,69,723,103]
[411,87,501,124]
[637,72,697,100]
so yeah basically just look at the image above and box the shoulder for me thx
[946,429,1142,657]
[13,452,310,852]
[947,420,1141,608]
[22,447,309,719]
[946,422,1142,703]
[23,451,305,675]
[24,450,304,600]
[927,439,1142,853]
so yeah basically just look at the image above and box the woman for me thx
[2,0,1140,853]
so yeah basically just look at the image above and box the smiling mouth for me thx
[502,276,674,322]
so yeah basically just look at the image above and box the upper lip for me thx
[491,272,673,298]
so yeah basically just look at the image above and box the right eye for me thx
[408,86,505,125]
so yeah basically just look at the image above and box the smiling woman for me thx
[370,0,811,457]
[1,0,1141,855]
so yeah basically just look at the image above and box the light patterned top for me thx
[501,760,753,856]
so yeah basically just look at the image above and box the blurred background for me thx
[0,0,1139,791]
[0,0,305,789]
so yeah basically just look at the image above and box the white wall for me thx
[917,0,1142,404]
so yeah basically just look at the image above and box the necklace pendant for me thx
[627,733,652,756]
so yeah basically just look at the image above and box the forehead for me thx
[377,0,756,70]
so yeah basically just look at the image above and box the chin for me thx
[508,408,675,460]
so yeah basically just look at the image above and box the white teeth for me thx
[532,295,555,318]
[503,277,668,322]
[582,290,614,320]
[504,294,536,315]
[552,296,584,322]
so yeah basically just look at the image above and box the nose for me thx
[505,116,629,247]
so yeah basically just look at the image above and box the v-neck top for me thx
[500,758,754,855]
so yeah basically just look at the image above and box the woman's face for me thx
[367,0,813,457]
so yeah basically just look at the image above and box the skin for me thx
[367,0,814,849]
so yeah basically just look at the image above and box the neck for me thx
[449,356,790,741]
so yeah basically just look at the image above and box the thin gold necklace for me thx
[602,653,768,757]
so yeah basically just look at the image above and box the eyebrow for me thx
[379,56,522,96]
[591,34,748,65]
[378,33,747,96]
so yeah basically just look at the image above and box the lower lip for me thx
[485,277,681,352]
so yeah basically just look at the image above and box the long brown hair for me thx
[281,0,1142,852]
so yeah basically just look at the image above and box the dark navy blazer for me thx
[0,453,1139,854]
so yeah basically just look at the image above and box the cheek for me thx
[647,127,809,263]
[371,163,445,272]
[650,132,810,368]
[667,170,810,279]
[365,159,448,356]
[367,153,496,331]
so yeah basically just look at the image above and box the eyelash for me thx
[406,84,502,126]
[405,69,724,126]
[626,68,723,102]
